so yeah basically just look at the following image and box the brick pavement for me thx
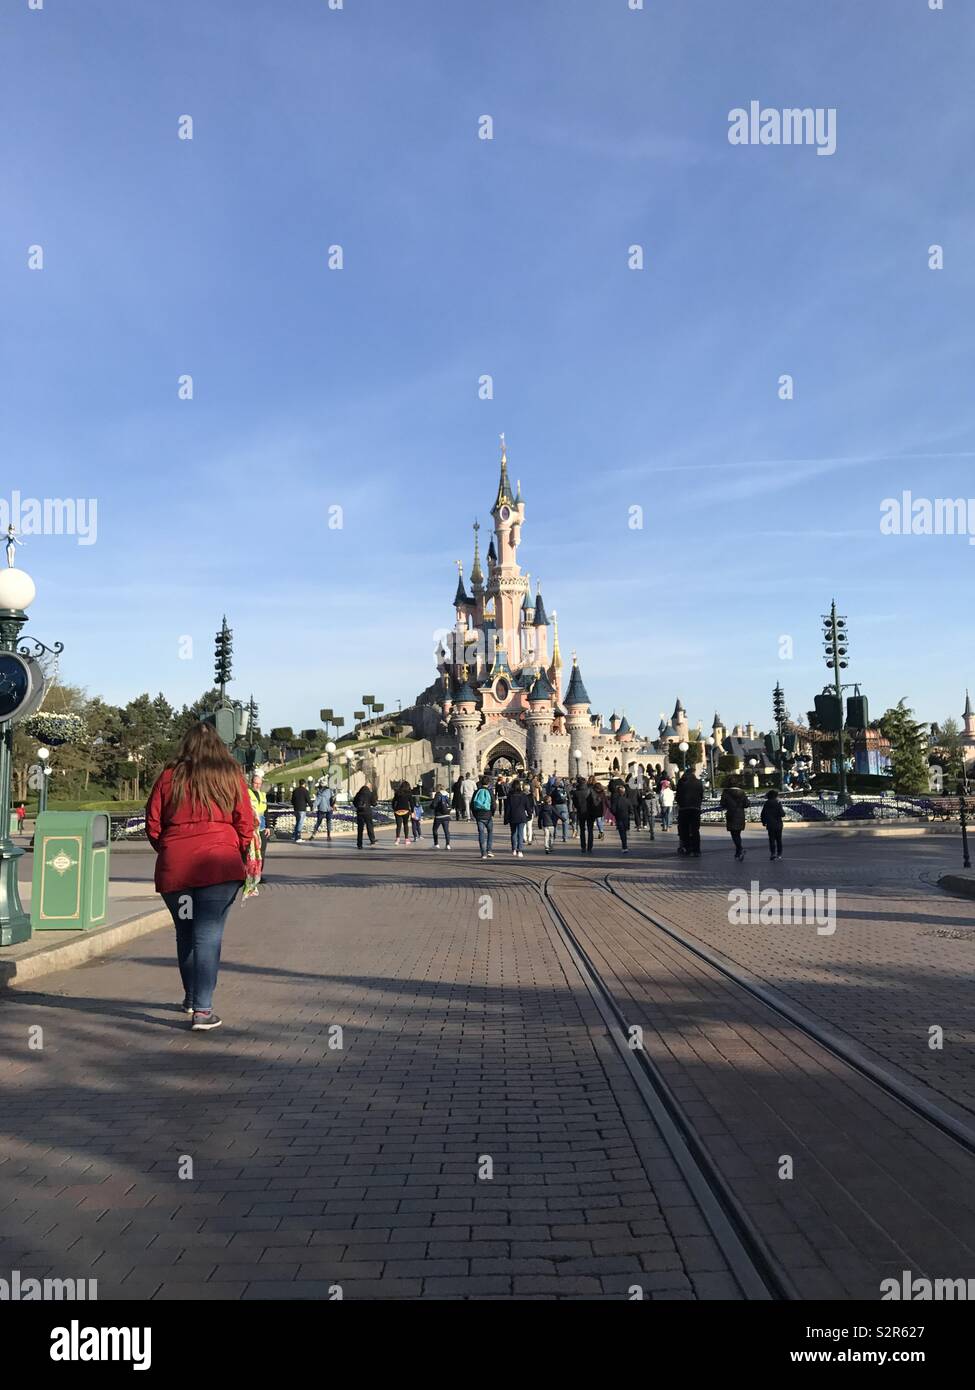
[549,874,975,1300]
[0,837,735,1300]
[604,830,975,1118]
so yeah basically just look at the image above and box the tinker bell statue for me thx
[5,525,24,568]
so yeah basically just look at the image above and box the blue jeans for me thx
[510,821,526,853]
[476,817,494,854]
[162,880,241,1013]
[661,806,672,830]
[556,806,569,841]
[433,815,451,846]
[292,811,306,841]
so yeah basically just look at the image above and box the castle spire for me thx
[470,519,483,587]
[548,609,563,698]
[493,432,515,510]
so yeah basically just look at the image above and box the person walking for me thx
[675,768,704,857]
[471,776,496,859]
[589,778,607,843]
[551,778,570,842]
[146,722,256,1031]
[410,796,423,842]
[392,780,414,845]
[431,785,452,848]
[312,782,334,841]
[452,775,465,821]
[352,781,378,848]
[572,777,596,854]
[626,774,642,832]
[538,795,559,853]
[610,782,631,853]
[642,782,658,841]
[761,788,785,860]
[291,779,310,842]
[459,773,476,821]
[659,780,675,832]
[248,770,271,866]
[504,778,532,857]
[720,779,750,860]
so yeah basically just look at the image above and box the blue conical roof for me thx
[529,670,555,703]
[533,589,549,626]
[453,679,477,704]
[618,715,631,735]
[564,661,590,706]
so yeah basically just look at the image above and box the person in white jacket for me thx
[460,775,476,820]
[659,782,676,831]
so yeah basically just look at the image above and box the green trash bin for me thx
[31,811,111,931]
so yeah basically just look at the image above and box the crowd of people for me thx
[276,764,790,864]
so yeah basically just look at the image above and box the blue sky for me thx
[3,0,974,738]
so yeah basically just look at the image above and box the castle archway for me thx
[482,738,526,776]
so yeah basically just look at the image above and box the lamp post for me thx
[445,750,454,790]
[572,748,582,781]
[37,746,50,814]
[958,777,971,870]
[0,561,51,946]
[748,756,759,789]
[706,736,716,795]
[325,740,337,790]
[823,601,851,806]
[678,739,689,772]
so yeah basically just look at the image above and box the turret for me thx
[525,669,555,773]
[449,666,481,779]
[564,653,593,778]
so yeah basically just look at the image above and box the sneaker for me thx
[517,851,524,858]
[191,1011,223,1031]
[486,852,494,859]
[445,844,451,850]
[180,997,194,1015]
[481,854,487,861]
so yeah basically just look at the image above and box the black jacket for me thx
[353,786,377,812]
[391,787,414,813]
[291,787,311,813]
[610,792,631,827]
[760,798,785,828]
[720,786,750,831]
[675,774,704,811]
[572,783,594,817]
[504,791,534,826]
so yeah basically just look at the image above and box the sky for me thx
[2,0,974,740]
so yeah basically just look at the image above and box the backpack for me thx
[434,792,450,815]
[551,787,566,805]
[472,786,492,812]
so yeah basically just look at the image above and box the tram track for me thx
[456,852,975,1300]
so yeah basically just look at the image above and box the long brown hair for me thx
[168,722,244,815]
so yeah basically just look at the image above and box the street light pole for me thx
[37,746,50,814]
[958,777,971,869]
[823,601,850,806]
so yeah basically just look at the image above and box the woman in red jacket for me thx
[145,723,256,1031]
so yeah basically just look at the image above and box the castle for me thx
[416,438,652,782]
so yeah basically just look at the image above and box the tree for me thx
[879,700,929,793]
[932,716,965,783]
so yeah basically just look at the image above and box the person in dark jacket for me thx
[392,780,415,845]
[538,795,559,853]
[675,770,704,856]
[720,780,750,860]
[572,778,596,853]
[471,776,496,860]
[291,779,311,842]
[550,779,570,842]
[352,782,378,847]
[430,785,452,848]
[146,722,256,1031]
[451,775,465,821]
[626,775,642,831]
[610,785,631,853]
[761,788,785,860]
[504,779,533,857]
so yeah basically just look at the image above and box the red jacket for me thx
[146,767,256,894]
